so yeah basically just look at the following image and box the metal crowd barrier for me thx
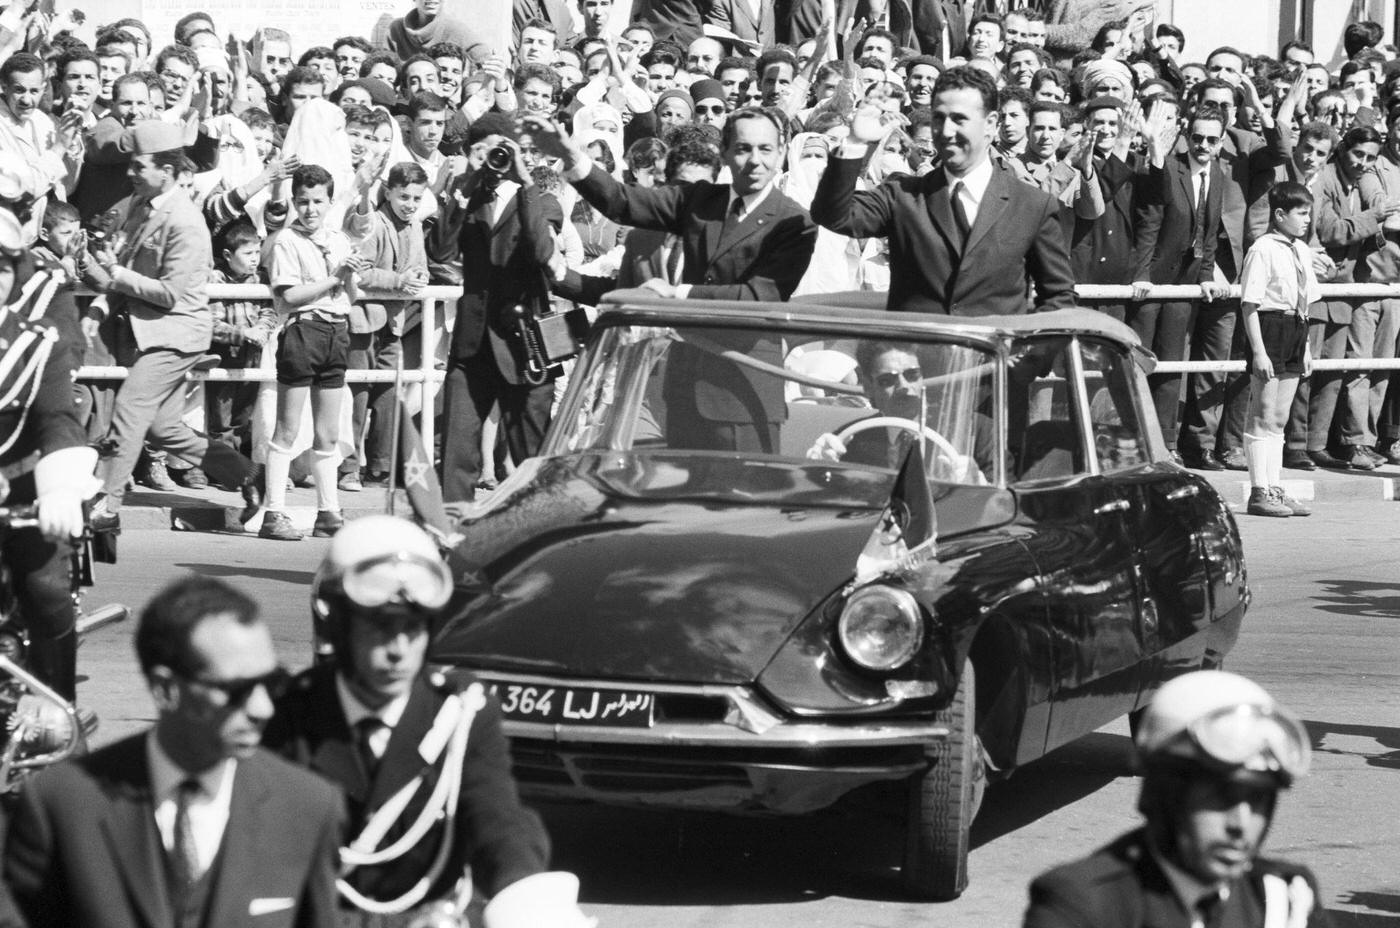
[72,282,1400,458]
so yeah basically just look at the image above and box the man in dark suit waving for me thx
[526,108,818,452]
[1023,670,1328,928]
[4,576,345,928]
[810,66,1076,317]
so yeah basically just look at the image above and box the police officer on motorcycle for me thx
[0,205,98,702]
[263,515,591,928]
[1023,670,1327,928]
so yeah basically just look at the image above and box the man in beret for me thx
[87,121,262,531]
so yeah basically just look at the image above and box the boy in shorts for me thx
[1240,181,1320,518]
[261,164,368,540]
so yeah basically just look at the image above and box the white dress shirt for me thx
[489,179,521,227]
[147,734,236,878]
[336,674,411,760]
[946,154,995,228]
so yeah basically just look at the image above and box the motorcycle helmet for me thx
[1134,670,1310,788]
[310,515,453,661]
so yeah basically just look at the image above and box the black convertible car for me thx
[435,294,1247,899]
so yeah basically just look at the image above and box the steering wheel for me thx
[835,417,980,483]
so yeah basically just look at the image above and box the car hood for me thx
[434,456,1015,685]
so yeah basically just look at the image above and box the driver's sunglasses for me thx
[875,368,922,389]
[185,667,291,707]
[695,104,725,115]
[1190,132,1221,145]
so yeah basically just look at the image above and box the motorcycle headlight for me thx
[837,585,924,672]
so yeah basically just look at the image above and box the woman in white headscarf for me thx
[571,103,625,178]
[276,98,356,230]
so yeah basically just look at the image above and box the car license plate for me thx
[486,682,655,727]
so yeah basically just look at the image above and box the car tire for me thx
[902,659,986,901]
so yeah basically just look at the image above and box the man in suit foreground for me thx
[4,576,346,928]
[264,516,588,928]
[87,120,260,531]
[809,65,1076,316]
[526,107,817,452]
[1023,670,1328,928]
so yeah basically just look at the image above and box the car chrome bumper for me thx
[474,670,948,748]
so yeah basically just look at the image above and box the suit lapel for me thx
[1175,157,1196,235]
[735,0,758,35]
[490,191,519,232]
[699,185,726,272]
[963,167,1010,255]
[123,198,173,261]
[203,756,272,928]
[924,171,962,254]
[708,193,782,266]
[97,739,173,928]
[367,678,441,812]
[306,673,371,803]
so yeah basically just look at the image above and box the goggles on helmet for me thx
[337,550,453,611]
[1168,702,1310,783]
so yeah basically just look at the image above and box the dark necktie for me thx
[727,196,745,228]
[951,181,971,247]
[1195,888,1225,928]
[355,717,386,778]
[1192,171,1208,259]
[170,778,201,894]
[664,234,683,285]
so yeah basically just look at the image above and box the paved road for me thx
[81,501,1400,928]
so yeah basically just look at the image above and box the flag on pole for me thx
[397,393,453,538]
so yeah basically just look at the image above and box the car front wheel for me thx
[902,659,986,901]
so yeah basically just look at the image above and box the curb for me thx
[117,487,414,532]
[1195,466,1400,503]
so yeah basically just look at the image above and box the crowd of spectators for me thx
[0,0,1397,534]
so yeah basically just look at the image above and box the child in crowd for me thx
[1240,181,1320,518]
[341,160,429,489]
[207,221,277,464]
[260,164,367,541]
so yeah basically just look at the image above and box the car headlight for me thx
[837,585,924,672]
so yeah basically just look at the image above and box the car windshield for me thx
[544,321,999,504]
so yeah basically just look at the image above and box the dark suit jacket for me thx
[1024,829,1331,928]
[1069,153,1140,286]
[706,0,777,47]
[1171,126,1283,280]
[4,734,345,928]
[810,156,1076,315]
[633,0,706,47]
[1130,153,1225,287]
[263,666,550,902]
[573,164,817,302]
[427,174,556,382]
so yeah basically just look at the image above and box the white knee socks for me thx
[1244,432,1270,489]
[1266,433,1285,489]
[312,449,340,513]
[264,441,293,512]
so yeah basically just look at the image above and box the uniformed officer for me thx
[262,515,590,928]
[0,205,98,701]
[1023,670,1328,928]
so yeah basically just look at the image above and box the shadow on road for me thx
[174,563,315,585]
[1327,911,1400,928]
[1337,892,1400,914]
[1309,579,1400,620]
[540,731,1134,906]
[973,731,1134,847]
[1302,720,1400,769]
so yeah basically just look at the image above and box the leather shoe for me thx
[88,498,120,533]
[337,472,363,492]
[171,466,208,489]
[312,509,344,537]
[1282,450,1316,471]
[1342,445,1376,471]
[1307,449,1348,469]
[1169,450,1184,466]
[239,465,265,524]
[1378,441,1400,466]
[1216,447,1247,471]
[1180,451,1224,471]
[135,459,177,491]
[1359,445,1386,468]
[258,511,303,541]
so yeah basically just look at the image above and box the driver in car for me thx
[805,342,995,476]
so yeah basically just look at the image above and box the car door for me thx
[1006,336,1145,756]
[1077,337,1219,703]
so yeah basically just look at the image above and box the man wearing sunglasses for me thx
[1023,670,1326,928]
[264,516,586,928]
[5,575,345,928]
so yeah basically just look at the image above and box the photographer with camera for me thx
[426,113,557,504]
